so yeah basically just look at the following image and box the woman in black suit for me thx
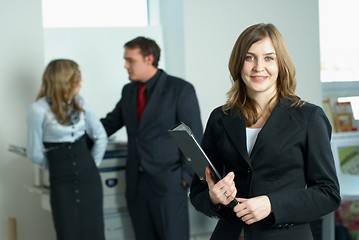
[189,23,341,240]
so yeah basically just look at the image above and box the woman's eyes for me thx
[245,55,275,61]
[245,55,255,61]
[265,56,275,61]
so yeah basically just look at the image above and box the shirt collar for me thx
[141,69,160,95]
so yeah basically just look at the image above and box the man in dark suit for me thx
[101,36,203,240]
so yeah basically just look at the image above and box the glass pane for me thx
[42,0,148,28]
[319,0,359,82]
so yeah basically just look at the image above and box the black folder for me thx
[169,122,221,181]
[169,122,239,208]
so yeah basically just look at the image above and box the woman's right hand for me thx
[205,166,237,207]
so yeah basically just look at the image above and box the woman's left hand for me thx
[233,195,272,225]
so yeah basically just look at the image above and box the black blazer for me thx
[190,99,341,240]
[101,69,203,199]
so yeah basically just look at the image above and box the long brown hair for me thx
[224,23,304,126]
[36,59,83,124]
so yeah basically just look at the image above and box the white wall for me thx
[158,0,186,78]
[183,0,321,123]
[43,27,167,142]
[43,0,322,138]
[0,0,56,239]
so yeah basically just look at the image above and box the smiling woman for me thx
[41,0,148,28]
[189,23,341,240]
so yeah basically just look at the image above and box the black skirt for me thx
[44,135,105,240]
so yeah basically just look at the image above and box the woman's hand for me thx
[205,166,237,207]
[233,195,272,225]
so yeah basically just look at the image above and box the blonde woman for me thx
[27,59,107,240]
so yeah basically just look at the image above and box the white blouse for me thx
[246,127,261,155]
[26,95,108,168]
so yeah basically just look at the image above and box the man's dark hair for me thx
[124,36,161,67]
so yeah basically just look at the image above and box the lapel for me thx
[250,99,292,158]
[221,99,292,165]
[222,110,250,164]
[128,83,140,129]
[137,70,168,131]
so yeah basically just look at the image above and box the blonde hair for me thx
[224,23,304,126]
[36,59,83,124]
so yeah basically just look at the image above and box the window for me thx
[320,0,359,122]
[42,0,148,28]
[319,0,359,82]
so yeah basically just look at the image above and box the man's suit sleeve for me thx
[101,99,125,137]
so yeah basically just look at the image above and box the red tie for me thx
[137,84,147,122]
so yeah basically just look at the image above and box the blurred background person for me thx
[101,36,203,240]
[26,59,108,240]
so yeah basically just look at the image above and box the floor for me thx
[190,233,212,240]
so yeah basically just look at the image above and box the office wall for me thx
[0,0,55,239]
[43,27,166,141]
[41,1,323,146]
[158,0,186,78]
[182,0,321,123]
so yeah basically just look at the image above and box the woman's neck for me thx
[249,93,277,128]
